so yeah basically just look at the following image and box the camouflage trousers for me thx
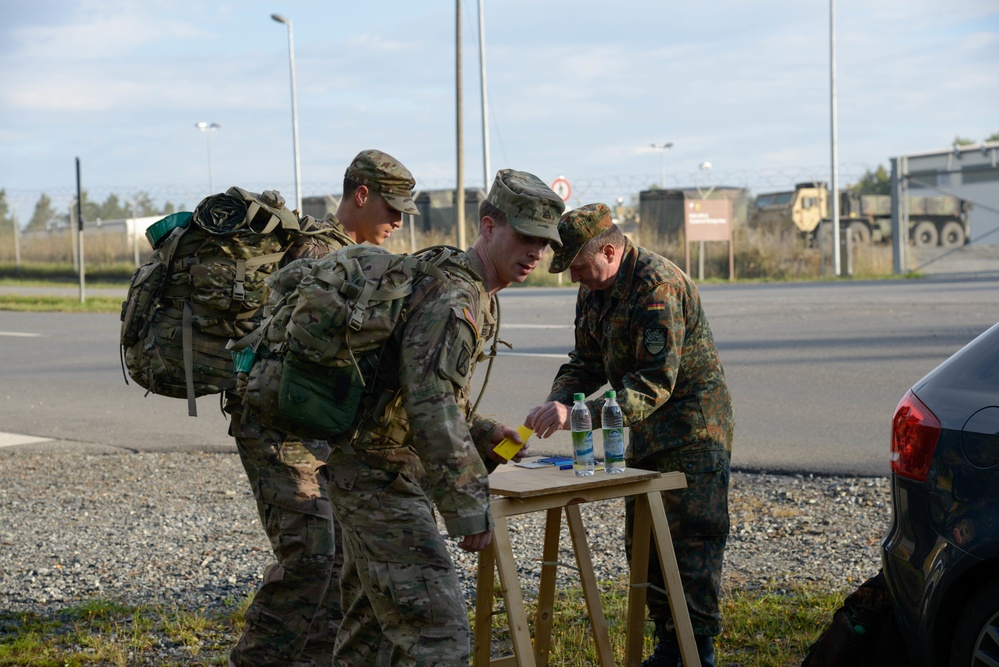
[625,444,731,637]
[227,404,343,667]
[326,449,470,667]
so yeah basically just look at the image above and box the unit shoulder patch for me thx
[643,327,667,356]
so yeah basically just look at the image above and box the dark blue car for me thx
[882,321,999,667]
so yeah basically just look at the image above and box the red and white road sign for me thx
[550,176,572,202]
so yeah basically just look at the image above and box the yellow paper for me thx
[493,425,533,460]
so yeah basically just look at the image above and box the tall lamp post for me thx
[650,142,674,188]
[271,13,302,212]
[194,122,220,193]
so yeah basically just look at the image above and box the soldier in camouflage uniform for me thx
[326,169,564,667]
[227,150,420,667]
[526,203,733,667]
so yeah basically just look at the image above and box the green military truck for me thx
[749,182,972,248]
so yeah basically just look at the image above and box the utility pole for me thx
[830,0,841,276]
[478,0,491,189]
[455,0,466,249]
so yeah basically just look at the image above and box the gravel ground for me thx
[0,449,891,662]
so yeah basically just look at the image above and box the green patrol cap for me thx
[487,169,564,247]
[345,149,420,216]
[548,202,613,274]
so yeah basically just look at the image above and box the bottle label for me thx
[603,427,625,463]
[571,431,594,460]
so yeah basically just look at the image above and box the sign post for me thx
[683,198,734,280]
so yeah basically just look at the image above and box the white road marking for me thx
[0,432,53,448]
[0,332,42,337]
[503,324,573,329]
[497,351,570,359]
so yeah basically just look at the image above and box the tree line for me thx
[0,190,188,233]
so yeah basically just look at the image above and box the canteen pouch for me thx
[277,356,364,436]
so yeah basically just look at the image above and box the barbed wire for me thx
[2,163,874,221]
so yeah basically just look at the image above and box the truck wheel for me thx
[940,220,966,247]
[911,220,938,248]
[949,577,999,667]
[849,223,871,245]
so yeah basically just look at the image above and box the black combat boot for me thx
[642,623,680,667]
[694,634,716,667]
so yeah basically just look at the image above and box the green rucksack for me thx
[120,186,337,416]
[233,244,467,439]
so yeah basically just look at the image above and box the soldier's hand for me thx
[510,442,530,462]
[487,424,528,465]
[525,401,569,439]
[458,530,492,552]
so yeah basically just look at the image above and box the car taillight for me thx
[890,390,941,482]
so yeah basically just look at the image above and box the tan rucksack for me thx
[119,187,338,416]
[232,244,467,439]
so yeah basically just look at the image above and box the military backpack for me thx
[232,244,468,439]
[119,186,336,416]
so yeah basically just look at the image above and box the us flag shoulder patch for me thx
[462,307,479,337]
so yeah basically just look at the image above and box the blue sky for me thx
[1,0,997,220]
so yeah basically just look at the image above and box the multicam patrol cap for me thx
[344,149,420,216]
[486,169,564,247]
[548,202,613,273]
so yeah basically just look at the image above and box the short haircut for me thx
[343,176,361,199]
[479,199,508,225]
[579,224,625,261]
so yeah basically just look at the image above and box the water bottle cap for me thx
[604,390,616,398]
[573,392,585,401]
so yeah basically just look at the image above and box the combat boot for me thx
[694,634,716,667]
[642,623,680,667]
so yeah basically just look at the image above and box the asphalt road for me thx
[1,274,997,476]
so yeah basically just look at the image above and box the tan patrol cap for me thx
[486,169,564,247]
[345,149,420,216]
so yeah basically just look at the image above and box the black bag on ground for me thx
[800,570,913,667]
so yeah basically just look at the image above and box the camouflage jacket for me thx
[348,249,500,538]
[547,240,733,462]
[284,213,354,262]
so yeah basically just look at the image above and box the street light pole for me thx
[272,13,302,212]
[195,122,220,193]
[650,142,674,188]
[829,0,841,276]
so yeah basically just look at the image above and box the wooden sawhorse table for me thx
[473,465,697,667]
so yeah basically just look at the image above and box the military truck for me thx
[749,182,972,247]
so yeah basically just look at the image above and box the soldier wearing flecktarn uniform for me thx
[227,150,420,667]
[327,169,564,667]
[527,203,733,667]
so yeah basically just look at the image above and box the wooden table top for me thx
[489,464,664,499]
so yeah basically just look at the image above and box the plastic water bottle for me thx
[601,390,626,473]
[570,393,595,476]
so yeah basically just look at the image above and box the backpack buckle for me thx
[349,303,366,331]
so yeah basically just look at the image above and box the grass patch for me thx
[0,295,123,313]
[0,262,135,283]
[0,581,845,666]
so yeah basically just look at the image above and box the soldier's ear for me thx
[601,243,616,263]
[354,185,371,208]
[480,215,497,239]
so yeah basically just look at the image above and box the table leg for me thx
[645,491,698,667]
[533,507,562,666]
[474,544,497,667]
[626,495,653,666]
[565,503,615,666]
[492,512,536,666]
